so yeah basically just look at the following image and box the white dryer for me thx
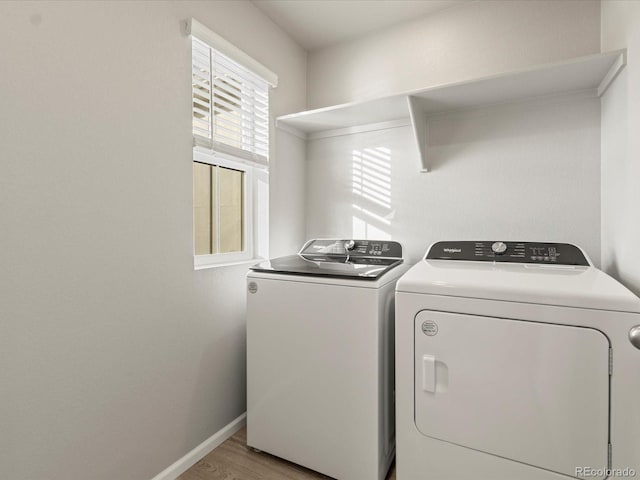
[395,241,640,480]
[247,239,408,480]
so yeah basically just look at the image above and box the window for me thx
[189,19,276,267]
[193,150,252,261]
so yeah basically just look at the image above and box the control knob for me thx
[344,240,356,251]
[630,326,640,350]
[491,241,507,255]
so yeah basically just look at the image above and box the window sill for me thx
[194,258,262,271]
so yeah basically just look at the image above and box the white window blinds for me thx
[192,34,272,166]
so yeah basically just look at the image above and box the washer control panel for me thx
[426,241,589,266]
[301,239,403,258]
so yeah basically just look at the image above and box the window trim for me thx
[193,149,254,268]
[187,18,278,88]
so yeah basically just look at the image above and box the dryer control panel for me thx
[426,241,589,266]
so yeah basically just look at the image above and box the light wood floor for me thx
[178,427,396,480]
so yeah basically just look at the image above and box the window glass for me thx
[219,167,244,253]
[194,162,213,255]
[193,163,244,255]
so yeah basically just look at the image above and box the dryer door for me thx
[414,310,610,479]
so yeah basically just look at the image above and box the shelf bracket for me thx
[597,50,626,97]
[407,95,428,172]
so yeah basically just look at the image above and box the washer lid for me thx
[396,259,640,312]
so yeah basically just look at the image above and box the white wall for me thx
[304,0,602,264]
[0,2,306,480]
[307,0,600,109]
[271,129,307,257]
[306,94,602,264]
[601,1,640,295]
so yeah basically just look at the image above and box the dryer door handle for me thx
[422,355,436,393]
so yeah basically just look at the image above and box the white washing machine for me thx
[395,241,640,480]
[247,239,409,480]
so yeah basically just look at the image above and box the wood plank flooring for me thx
[178,427,396,480]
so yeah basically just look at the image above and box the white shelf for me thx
[276,49,626,172]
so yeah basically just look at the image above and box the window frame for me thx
[189,19,276,270]
[193,148,254,269]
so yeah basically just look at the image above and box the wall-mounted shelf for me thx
[277,49,626,172]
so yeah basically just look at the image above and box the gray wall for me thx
[303,0,602,264]
[271,129,307,257]
[307,0,601,109]
[601,0,640,295]
[306,94,602,264]
[0,2,306,479]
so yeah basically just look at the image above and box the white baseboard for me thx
[150,412,247,480]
